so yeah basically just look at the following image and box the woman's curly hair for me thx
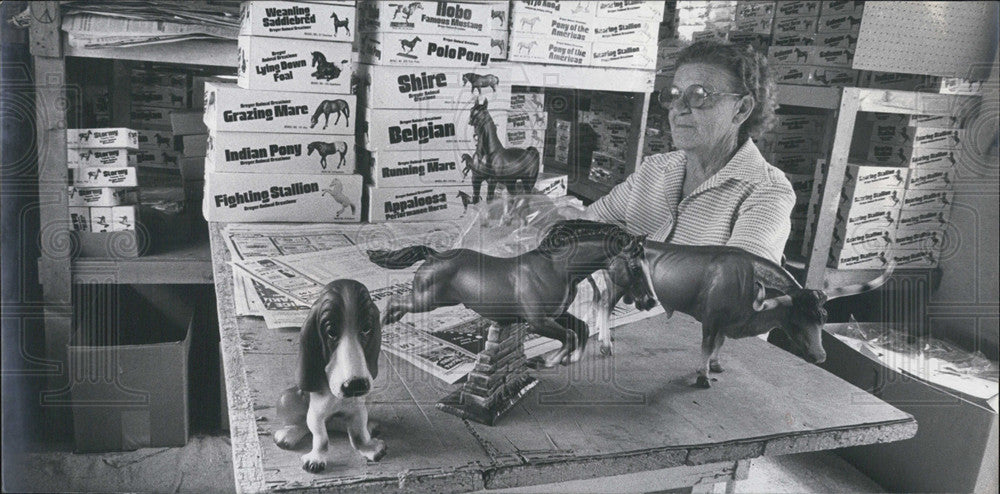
[675,40,778,143]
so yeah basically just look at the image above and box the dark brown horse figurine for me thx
[367,220,656,367]
[468,98,539,203]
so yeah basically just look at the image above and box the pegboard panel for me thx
[854,1,998,79]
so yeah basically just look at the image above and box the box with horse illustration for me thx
[207,131,356,174]
[203,82,355,135]
[359,64,511,110]
[360,99,508,151]
[238,36,354,93]
[203,172,363,222]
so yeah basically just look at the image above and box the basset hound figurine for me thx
[273,279,386,473]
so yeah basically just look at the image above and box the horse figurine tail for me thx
[367,246,438,269]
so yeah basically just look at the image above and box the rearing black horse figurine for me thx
[367,220,656,367]
[467,98,539,203]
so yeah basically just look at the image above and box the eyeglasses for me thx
[658,84,745,109]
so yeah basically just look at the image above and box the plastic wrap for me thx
[454,193,588,257]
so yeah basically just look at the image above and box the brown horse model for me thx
[467,98,539,203]
[367,220,657,367]
[596,242,895,388]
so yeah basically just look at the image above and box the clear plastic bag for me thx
[454,193,588,257]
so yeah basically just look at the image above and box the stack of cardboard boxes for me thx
[359,0,525,222]
[67,128,142,237]
[762,0,862,87]
[673,0,737,43]
[489,1,510,60]
[827,112,962,269]
[508,1,663,70]
[202,1,361,223]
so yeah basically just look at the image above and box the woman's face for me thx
[667,63,747,153]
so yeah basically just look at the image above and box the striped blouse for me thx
[587,139,795,264]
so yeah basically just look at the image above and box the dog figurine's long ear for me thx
[362,296,382,380]
[298,294,333,393]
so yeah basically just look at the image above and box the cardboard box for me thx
[773,114,825,135]
[506,35,591,66]
[898,207,951,232]
[775,1,820,18]
[360,65,511,110]
[768,45,817,65]
[510,11,593,42]
[533,172,567,197]
[69,207,90,232]
[819,1,863,15]
[735,1,776,22]
[135,148,181,167]
[137,129,174,151]
[360,31,492,67]
[179,157,205,182]
[590,18,657,44]
[909,127,965,150]
[90,207,114,233]
[129,69,187,90]
[68,187,138,207]
[785,173,815,203]
[71,166,181,188]
[865,112,964,129]
[358,0,492,34]
[361,105,507,151]
[827,246,892,270]
[816,12,861,33]
[506,128,546,149]
[507,110,548,130]
[204,172,363,222]
[829,229,894,268]
[760,133,822,154]
[181,134,208,157]
[510,92,544,112]
[866,144,961,168]
[905,166,956,191]
[811,46,854,67]
[595,1,664,20]
[203,82,355,135]
[769,153,821,174]
[170,110,209,136]
[815,32,857,48]
[67,128,139,149]
[68,148,137,168]
[207,131,356,174]
[130,85,189,109]
[238,35,353,93]
[860,71,940,92]
[367,184,469,222]
[733,17,774,34]
[844,164,908,190]
[491,29,509,59]
[511,0,595,18]
[772,33,815,46]
[111,205,137,231]
[365,148,472,187]
[591,41,657,69]
[772,17,817,37]
[240,1,356,42]
[834,207,898,237]
[892,229,945,251]
[841,185,904,213]
[69,297,192,452]
[939,77,986,95]
[130,106,173,129]
[902,189,954,210]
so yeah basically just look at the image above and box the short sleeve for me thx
[726,181,796,264]
[585,159,645,226]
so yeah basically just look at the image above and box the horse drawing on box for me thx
[491,38,505,54]
[311,52,346,81]
[572,2,590,14]
[393,2,422,21]
[87,170,100,181]
[467,98,539,203]
[456,191,473,214]
[308,141,349,170]
[367,220,656,367]
[517,40,537,54]
[330,12,350,35]
[462,73,499,95]
[399,36,421,53]
[491,10,505,23]
[311,99,351,129]
[460,153,475,177]
[322,179,356,218]
[519,16,540,31]
[162,152,178,166]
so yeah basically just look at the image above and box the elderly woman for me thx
[586,40,794,264]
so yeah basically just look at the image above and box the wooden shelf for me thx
[496,61,655,93]
[64,39,237,67]
[776,84,842,110]
[68,237,214,284]
[852,87,980,115]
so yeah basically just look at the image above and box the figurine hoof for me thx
[709,361,724,373]
[599,344,612,356]
[695,375,712,388]
[359,438,386,462]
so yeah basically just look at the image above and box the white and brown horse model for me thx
[274,280,385,473]
[467,98,539,203]
[595,242,895,388]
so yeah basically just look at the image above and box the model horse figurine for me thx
[594,241,895,388]
[367,220,656,368]
[467,98,539,203]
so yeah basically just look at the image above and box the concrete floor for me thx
[3,433,883,493]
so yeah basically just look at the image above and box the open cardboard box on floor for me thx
[69,286,194,452]
[819,323,998,494]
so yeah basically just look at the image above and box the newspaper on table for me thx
[232,244,559,383]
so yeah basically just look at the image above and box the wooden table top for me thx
[210,223,916,493]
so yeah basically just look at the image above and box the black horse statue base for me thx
[436,322,537,426]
